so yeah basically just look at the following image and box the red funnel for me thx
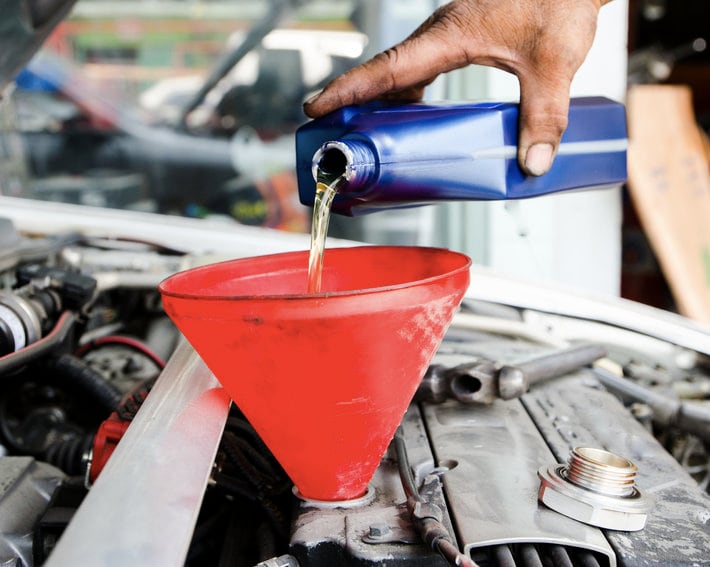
[159,246,470,501]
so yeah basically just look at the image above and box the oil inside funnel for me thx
[159,246,470,501]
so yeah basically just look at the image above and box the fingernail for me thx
[304,89,323,106]
[524,143,554,176]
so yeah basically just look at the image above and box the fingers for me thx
[303,0,604,181]
[514,0,601,175]
[304,17,466,118]
[516,75,572,176]
[303,53,432,118]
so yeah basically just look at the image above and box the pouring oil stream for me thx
[307,175,345,293]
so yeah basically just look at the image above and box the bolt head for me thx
[368,523,390,538]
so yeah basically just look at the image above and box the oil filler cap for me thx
[538,447,654,531]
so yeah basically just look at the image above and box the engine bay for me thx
[0,1,707,565]
[0,210,708,567]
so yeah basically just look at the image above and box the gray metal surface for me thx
[421,399,617,564]
[0,457,64,566]
[289,405,451,567]
[524,373,710,566]
[45,341,231,566]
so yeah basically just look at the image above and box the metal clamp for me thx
[538,447,653,531]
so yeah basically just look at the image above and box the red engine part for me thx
[89,413,131,484]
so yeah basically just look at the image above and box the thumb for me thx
[516,76,572,177]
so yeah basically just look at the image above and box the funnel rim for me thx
[158,245,471,302]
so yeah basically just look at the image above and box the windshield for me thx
[3,0,366,233]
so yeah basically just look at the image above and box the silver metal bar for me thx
[45,341,231,566]
[593,367,710,442]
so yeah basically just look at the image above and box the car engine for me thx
[0,0,707,564]
[0,212,708,567]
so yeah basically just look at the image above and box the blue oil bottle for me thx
[295,97,627,216]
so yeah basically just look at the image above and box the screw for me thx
[368,523,391,538]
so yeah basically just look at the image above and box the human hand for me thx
[304,0,612,176]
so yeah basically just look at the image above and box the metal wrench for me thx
[418,343,607,404]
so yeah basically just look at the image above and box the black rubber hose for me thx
[221,431,290,496]
[47,354,122,413]
[43,433,93,476]
[211,470,289,541]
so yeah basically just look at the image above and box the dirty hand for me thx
[304,0,612,176]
